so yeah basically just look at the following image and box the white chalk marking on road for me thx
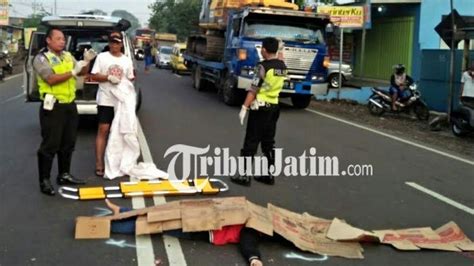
[174,74,182,78]
[137,120,187,266]
[1,92,24,104]
[284,252,328,262]
[305,108,474,166]
[106,239,143,249]
[406,182,474,215]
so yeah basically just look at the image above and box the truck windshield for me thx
[243,21,324,44]
[160,47,173,54]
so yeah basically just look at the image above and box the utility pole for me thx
[447,0,455,121]
[54,0,57,15]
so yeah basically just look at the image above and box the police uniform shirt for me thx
[33,49,77,81]
[248,59,287,93]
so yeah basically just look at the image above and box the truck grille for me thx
[255,45,317,74]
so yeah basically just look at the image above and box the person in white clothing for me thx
[91,31,135,177]
[460,63,474,108]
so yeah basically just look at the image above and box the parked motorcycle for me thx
[0,50,13,81]
[451,103,474,137]
[368,83,430,120]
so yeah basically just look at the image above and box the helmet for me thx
[394,64,405,75]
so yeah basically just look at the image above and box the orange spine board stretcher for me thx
[58,178,229,200]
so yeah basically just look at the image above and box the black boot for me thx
[57,173,86,185]
[254,151,275,185]
[38,153,55,195]
[40,179,55,196]
[231,155,252,186]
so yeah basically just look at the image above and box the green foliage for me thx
[22,11,51,28]
[148,0,201,41]
[111,10,142,36]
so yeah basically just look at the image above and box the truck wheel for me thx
[328,73,344,88]
[221,74,242,106]
[192,65,206,91]
[452,122,467,137]
[291,95,312,109]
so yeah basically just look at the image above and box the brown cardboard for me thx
[245,201,273,236]
[181,199,221,232]
[110,201,180,221]
[75,216,111,239]
[147,209,181,223]
[374,221,474,252]
[135,216,163,235]
[162,219,182,231]
[214,197,249,227]
[303,213,365,259]
[326,218,378,242]
[268,204,364,259]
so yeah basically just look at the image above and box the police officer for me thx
[33,27,96,195]
[231,37,287,186]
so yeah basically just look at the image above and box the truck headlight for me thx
[241,67,254,77]
[323,56,330,68]
[237,49,247,61]
[311,75,325,81]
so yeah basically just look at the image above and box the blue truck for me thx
[184,7,332,108]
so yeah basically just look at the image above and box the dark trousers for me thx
[461,96,474,109]
[242,105,280,156]
[37,102,78,181]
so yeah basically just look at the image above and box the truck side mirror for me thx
[325,23,334,34]
[326,23,342,38]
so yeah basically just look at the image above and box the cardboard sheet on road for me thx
[245,200,273,236]
[75,196,474,258]
[181,199,222,232]
[136,216,163,235]
[326,219,474,252]
[75,216,111,239]
[269,204,364,259]
[326,218,378,242]
[374,221,474,252]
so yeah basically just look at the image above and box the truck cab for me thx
[185,7,332,108]
[227,8,330,108]
[24,15,142,114]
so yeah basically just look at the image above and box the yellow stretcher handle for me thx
[194,178,220,194]
[79,187,106,200]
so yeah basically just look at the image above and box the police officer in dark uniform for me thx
[33,27,95,195]
[232,37,287,186]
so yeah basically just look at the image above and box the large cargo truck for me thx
[184,0,332,108]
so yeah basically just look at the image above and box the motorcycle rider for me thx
[460,63,474,108]
[389,64,414,111]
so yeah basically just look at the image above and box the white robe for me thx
[104,79,168,180]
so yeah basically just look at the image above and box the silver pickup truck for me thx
[328,61,353,88]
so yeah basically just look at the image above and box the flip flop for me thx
[95,168,104,177]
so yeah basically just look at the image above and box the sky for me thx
[9,0,156,26]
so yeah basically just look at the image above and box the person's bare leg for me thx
[391,92,398,111]
[95,123,111,175]
[105,199,120,215]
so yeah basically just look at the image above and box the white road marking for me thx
[2,73,23,81]
[174,74,182,78]
[1,92,24,104]
[406,182,474,215]
[137,120,187,266]
[305,108,474,166]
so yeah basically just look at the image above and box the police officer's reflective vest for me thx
[37,51,76,103]
[256,59,287,105]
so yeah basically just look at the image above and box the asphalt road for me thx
[0,68,473,266]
